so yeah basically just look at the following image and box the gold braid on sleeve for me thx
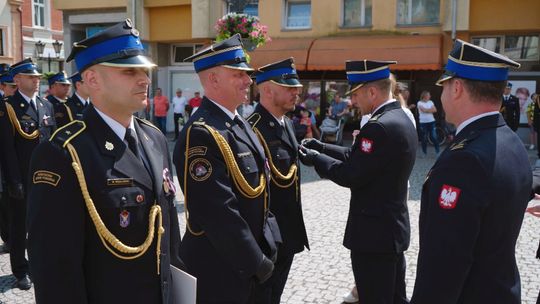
[183,123,267,236]
[66,143,164,275]
[5,102,39,139]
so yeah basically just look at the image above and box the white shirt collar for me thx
[456,111,500,135]
[94,107,135,141]
[372,99,396,115]
[75,92,88,105]
[19,91,37,103]
[208,98,238,120]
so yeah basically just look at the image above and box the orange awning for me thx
[248,38,313,70]
[249,34,443,71]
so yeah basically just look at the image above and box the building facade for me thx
[0,0,24,65]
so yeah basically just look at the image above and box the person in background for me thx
[0,58,56,290]
[500,82,520,131]
[171,88,186,140]
[516,87,533,149]
[417,90,440,156]
[527,93,537,151]
[153,87,169,134]
[46,71,72,127]
[188,91,202,115]
[65,71,90,121]
[411,39,530,304]
[532,93,540,159]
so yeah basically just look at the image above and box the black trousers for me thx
[0,189,10,244]
[174,113,183,139]
[9,197,28,279]
[351,251,409,304]
[250,254,294,304]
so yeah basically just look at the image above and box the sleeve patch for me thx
[33,170,61,186]
[439,184,461,209]
[189,158,212,182]
[360,138,374,153]
[187,146,208,158]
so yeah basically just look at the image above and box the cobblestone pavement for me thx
[0,143,538,303]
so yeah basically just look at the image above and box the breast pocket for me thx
[272,146,292,171]
[236,154,260,185]
[97,186,149,231]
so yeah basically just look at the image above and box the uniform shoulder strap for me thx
[135,116,161,132]
[50,120,86,148]
[246,112,262,128]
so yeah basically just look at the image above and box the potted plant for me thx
[215,13,271,52]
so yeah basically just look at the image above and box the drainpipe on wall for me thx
[451,0,457,40]
[18,6,23,60]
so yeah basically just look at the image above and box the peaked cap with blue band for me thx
[184,34,253,73]
[0,64,15,85]
[345,60,397,94]
[254,57,302,87]
[66,19,155,72]
[47,71,71,86]
[10,58,42,76]
[436,39,520,86]
[69,72,82,85]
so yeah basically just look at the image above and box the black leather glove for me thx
[8,183,24,200]
[298,146,319,167]
[301,138,325,152]
[255,255,274,283]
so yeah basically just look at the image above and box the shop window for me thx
[172,44,204,65]
[396,0,439,25]
[471,35,539,61]
[342,0,372,27]
[504,35,539,61]
[284,0,311,29]
[471,37,501,53]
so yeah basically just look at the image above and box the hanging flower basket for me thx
[215,13,271,52]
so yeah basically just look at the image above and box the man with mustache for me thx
[26,19,183,303]
[173,34,280,304]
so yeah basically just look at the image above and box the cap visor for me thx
[435,73,454,86]
[345,83,364,96]
[98,55,157,69]
[223,62,254,72]
[18,71,42,76]
[270,78,303,88]
[56,80,72,84]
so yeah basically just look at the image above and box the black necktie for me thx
[124,128,139,158]
[234,115,245,129]
[29,99,37,112]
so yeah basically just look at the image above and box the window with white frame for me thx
[225,0,259,17]
[343,0,372,27]
[171,44,204,65]
[472,35,539,61]
[284,0,311,29]
[33,0,46,27]
[0,29,4,56]
[396,0,439,25]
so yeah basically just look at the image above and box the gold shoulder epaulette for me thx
[193,120,206,126]
[135,116,161,132]
[246,112,261,127]
[50,120,86,148]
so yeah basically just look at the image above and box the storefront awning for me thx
[249,34,443,72]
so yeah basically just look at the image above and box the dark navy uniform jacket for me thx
[411,114,531,304]
[27,105,183,304]
[500,94,520,131]
[173,97,280,303]
[47,94,72,128]
[65,93,88,121]
[248,103,309,257]
[312,101,417,253]
[0,91,56,187]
